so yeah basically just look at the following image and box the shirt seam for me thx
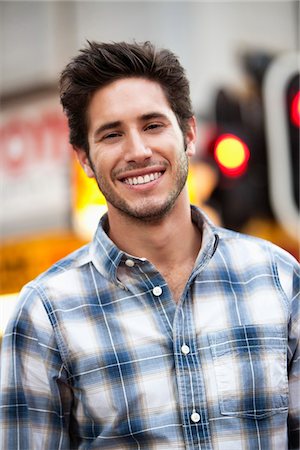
[28,284,73,378]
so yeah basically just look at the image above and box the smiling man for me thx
[0,41,299,450]
[81,77,195,224]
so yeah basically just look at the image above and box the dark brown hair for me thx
[60,41,193,154]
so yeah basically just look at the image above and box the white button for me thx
[125,259,135,267]
[191,412,200,423]
[181,344,190,355]
[152,286,162,296]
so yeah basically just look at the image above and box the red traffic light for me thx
[290,90,300,128]
[214,133,250,177]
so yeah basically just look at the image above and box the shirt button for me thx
[181,344,190,355]
[191,412,200,423]
[152,286,162,296]
[125,259,135,267]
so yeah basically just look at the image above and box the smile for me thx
[123,172,163,186]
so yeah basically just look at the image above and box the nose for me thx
[123,131,153,163]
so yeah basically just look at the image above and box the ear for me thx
[76,148,95,178]
[185,116,197,157]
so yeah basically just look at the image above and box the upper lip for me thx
[116,166,167,181]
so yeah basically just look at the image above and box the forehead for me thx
[87,77,174,127]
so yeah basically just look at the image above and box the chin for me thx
[122,198,178,223]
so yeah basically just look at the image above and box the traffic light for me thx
[263,52,299,241]
[286,73,299,209]
[205,74,272,231]
[201,50,299,240]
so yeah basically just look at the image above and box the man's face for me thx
[77,77,196,222]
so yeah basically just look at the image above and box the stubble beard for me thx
[90,149,189,223]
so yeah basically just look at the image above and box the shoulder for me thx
[34,242,92,283]
[217,225,297,263]
[215,226,299,298]
[12,242,92,312]
[194,205,299,280]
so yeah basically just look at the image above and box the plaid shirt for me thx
[1,206,299,450]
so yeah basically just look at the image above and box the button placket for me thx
[173,292,213,448]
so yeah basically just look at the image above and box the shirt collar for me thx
[89,206,219,285]
[191,205,219,272]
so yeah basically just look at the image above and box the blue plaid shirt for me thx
[1,207,299,449]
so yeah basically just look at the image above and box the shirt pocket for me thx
[207,324,288,420]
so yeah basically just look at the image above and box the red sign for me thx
[0,111,71,176]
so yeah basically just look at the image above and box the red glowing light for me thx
[290,91,300,128]
[214,134,250,177]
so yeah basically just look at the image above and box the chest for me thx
[159,259,196,303]
[60,272,287,447]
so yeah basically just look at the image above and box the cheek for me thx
[92,154,115,181]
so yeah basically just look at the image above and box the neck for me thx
[106,191,202,269]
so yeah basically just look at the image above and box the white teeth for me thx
[123,172,162,186]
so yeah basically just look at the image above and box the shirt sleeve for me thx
[277,250,300,449]
[0,285,73,450]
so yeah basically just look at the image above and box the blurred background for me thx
[0,0,299,334]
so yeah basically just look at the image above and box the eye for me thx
[144,123,164,132]
[102,132,122,141]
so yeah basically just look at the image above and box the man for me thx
[0,41,299,450]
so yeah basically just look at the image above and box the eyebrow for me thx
[140,112,169,121]
[93,112,169,140]
[93,121,122,140]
